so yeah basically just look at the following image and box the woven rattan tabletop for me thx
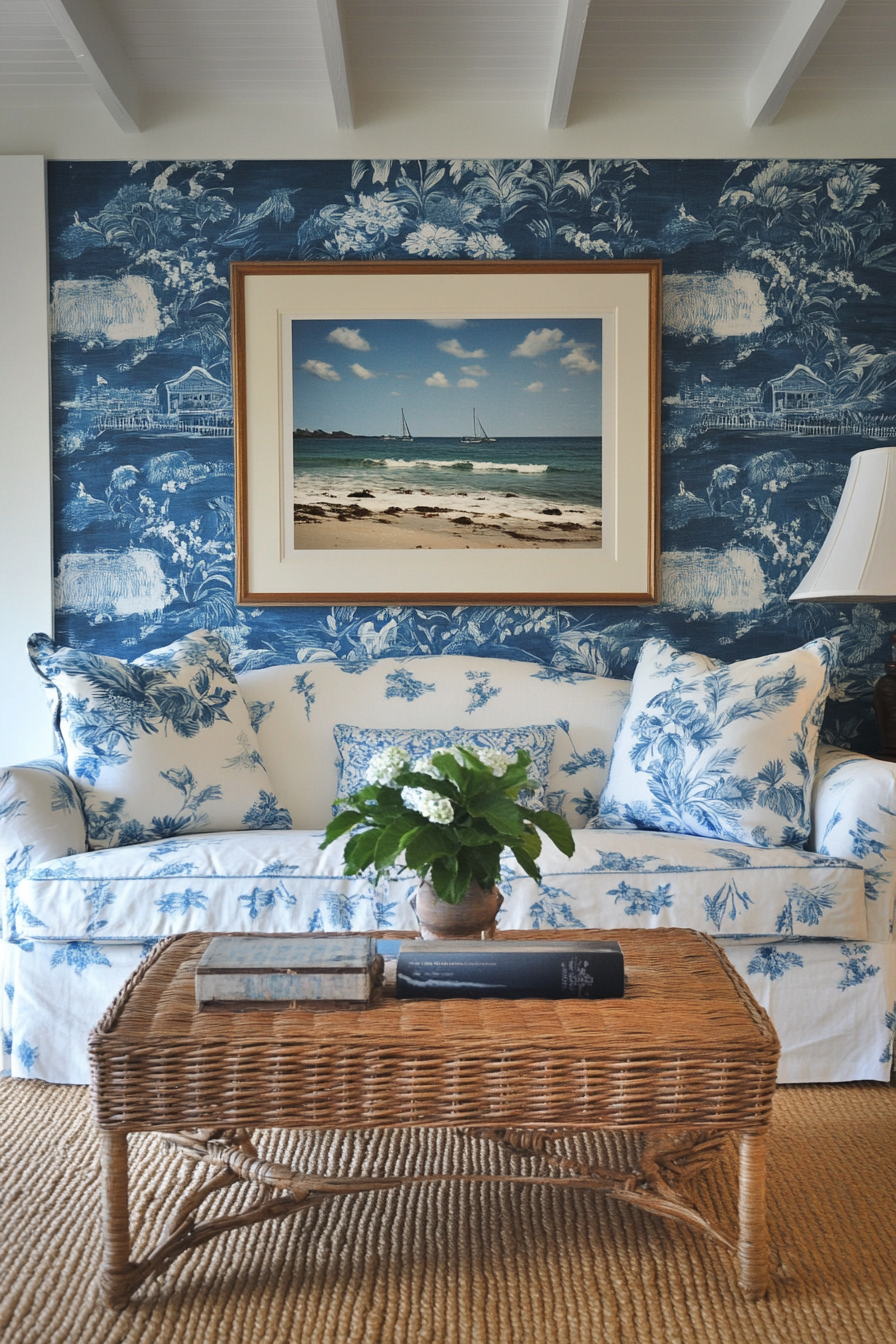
[89,928,779,1134]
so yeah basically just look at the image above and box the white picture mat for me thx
[241,268,654,600]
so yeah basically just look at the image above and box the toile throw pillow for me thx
[333,724,557,812]
[28,629,292,849]
[597,636,838,848]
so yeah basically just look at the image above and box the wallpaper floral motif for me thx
[46,158,896,751]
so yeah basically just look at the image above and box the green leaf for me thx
[509,841,541,882]
[517,825,543,860]
[405,825,456,872]
[454,826,496,847]
[525,807,576,857]
[468,842,503,889]
[429,751,466,787]
[467,792,524,836]
[430,853,461,903]
[320,810,363,848]
[374,820,424,869]
[343,827,379,875]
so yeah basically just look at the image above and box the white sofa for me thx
[3,653,895,1085]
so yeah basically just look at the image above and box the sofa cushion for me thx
[333,723,556,809]
[15,825,866,942]
[238,655,631,830]
[28,630,292,850]
[598,637,837,848]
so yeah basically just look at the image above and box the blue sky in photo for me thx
[290,316,603,437]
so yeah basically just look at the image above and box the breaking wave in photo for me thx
[294,435,601,511]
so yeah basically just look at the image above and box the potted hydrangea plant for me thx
[320,743,575,938]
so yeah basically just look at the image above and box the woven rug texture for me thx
[1,1078,894,1344]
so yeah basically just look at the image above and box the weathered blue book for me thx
[195,936,381,1008]
[395,939,624,1000]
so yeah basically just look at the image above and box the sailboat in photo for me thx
[382,407,413,442]
[460,408,495,444]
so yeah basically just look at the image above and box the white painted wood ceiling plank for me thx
[316,0,353,128]
[547,0,591,129]
[42,0,143,129]
[745,0,847,126]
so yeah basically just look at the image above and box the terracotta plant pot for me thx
[415,878,504,940]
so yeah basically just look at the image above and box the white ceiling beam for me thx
[745,0,846,127]
[42,0,142,132]
[546,0,591,130]
[316,0,354,130]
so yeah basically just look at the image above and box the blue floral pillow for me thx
[333,724,557,812]
[597,637,838,848]
[28,630,292,849]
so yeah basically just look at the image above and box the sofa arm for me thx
[1,758,87,942]
[809,745,896,942]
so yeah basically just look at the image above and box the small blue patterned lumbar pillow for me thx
[28,629,292,849]
[597,637,838,848]
[333,724,557,812]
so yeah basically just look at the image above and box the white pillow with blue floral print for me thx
[28,629,292,850]
[597,637,838,848]
[333,724,557,811]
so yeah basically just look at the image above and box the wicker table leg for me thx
[99,1130,137,1310]
[737,1130,768,1299]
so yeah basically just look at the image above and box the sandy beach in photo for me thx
[294,493,602,549]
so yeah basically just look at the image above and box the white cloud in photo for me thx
[560,343,600,374]
[327,326,370,351]
[461,364,488,377]
[510,327,565,358]
[425,317,468,328]
[525,381,544,393]
[302,359,340,381]
[425,371,451,388]
[457,377,479,388]
[437,337,486,359]
[350,362,376,379]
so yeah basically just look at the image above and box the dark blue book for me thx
[395,939,624,1000]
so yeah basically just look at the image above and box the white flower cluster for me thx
[474,746,513,777]
[400,786,455,825]
[411,744,515,779]
[411,755,443,779]
[365,745,410,786]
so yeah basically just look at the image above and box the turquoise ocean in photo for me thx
[293,434,602,513]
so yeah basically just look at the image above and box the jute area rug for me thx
[2,1079,894,1344]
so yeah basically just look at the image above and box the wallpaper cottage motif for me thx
[46,158,896,750]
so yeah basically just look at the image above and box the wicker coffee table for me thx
[89,928,779,1308]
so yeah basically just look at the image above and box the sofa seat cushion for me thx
[16,830,419,940]
[238,655,631,831]
[497,829,867,940]
[15,826,867,943]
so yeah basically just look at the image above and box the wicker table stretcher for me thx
[89,927,780,1307]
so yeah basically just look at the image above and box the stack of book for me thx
[195,936,383,1009]
[394,939,624,1000]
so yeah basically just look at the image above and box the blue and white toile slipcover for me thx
[3,655,896,1086]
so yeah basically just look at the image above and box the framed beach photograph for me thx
[232,260,661,604]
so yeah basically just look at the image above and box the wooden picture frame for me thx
[232,260,661,605]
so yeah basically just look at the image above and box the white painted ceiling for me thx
[0,0,893,132]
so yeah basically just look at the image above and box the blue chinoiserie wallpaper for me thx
[46,158,896,753]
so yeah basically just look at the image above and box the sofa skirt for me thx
[3,933,894,1087]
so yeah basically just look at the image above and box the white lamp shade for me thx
[791,445,896,603]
